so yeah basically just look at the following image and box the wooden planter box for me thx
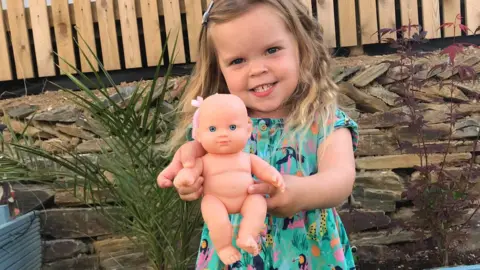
[0,205,41,270]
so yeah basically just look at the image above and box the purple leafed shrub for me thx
[376,15,480,266]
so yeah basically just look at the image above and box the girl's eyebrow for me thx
[264,38,285,47]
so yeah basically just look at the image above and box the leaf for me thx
[427,62,448,78]
[453,191,466,200]
[459,24,470,35]
[474,26,480,35]
[441,44,464,65]
[456,65,478,82]
[439,22,454,30]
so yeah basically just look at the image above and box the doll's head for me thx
[193,94,252,154]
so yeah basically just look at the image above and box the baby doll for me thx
[173,94,285,265]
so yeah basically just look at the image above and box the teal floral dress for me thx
[192,109,359,270]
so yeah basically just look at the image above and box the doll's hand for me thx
[247,175,300,218]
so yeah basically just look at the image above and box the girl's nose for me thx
[249,60,268,77]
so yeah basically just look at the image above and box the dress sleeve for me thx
[186,124,194,142]
[318,109,359,152]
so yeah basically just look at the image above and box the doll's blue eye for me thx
[229,125,237,130]
[209,126,216,132]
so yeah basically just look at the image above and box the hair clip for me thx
[202,1,214,25]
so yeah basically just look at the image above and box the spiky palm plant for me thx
[0,32,203,269]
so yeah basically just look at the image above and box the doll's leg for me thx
[201,194,241,265]
[236,194,267,256]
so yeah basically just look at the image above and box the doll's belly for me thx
[203,171,254,214]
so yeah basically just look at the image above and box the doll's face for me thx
[196,95,252,154]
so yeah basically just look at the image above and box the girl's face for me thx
[210,3,300,118]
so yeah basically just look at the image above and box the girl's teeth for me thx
[254,84,273,92]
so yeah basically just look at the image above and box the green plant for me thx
[0,31,203,269]
[377,15,480,266]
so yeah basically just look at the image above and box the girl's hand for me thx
[247,175,301,218]
[157,140,206,188]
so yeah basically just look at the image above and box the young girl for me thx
[158,0,359,269]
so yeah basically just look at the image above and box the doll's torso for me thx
[201,152,254,213]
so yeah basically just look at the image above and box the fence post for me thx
[0,205,9,225]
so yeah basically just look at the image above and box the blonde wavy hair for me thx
[165,0,338,154]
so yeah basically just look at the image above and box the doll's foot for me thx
[237,235,259,256]
[173,168,195,188]
[217,246,241,265]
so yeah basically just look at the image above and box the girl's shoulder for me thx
[329,108,359,151]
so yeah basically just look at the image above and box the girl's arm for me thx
[293,127,356,210]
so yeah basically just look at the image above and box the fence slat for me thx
[0,1,12,81]
[163,0,186,64]
[378,0,396,42]
[316,0,336,48]
[465,0,480,36]
[184,0,203,62]
[400,0,419,32]
[201,0,209,11]
[52,0,76,74]
[95,0,120,71]
[422,0,441,39]
[6,0,34,79]
[358,0,378,44]
[73,0,98,72]
[338,0,357,47]
[118,0,142,69]
[399,0,418,26]
[442,0,461,37]
[140,0,163,66]
[30,0,55,77]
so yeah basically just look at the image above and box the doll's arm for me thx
[174,157,204,188]
[250,154,285,192]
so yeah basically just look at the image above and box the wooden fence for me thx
[0,0,479,83]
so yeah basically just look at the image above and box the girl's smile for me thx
[250,82,277,98]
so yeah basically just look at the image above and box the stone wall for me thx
[1,50,480,269]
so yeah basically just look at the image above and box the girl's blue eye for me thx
[267,47,279,54]
[229,125,237,130]
[231,58,244,65]
[209,126,216,132]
